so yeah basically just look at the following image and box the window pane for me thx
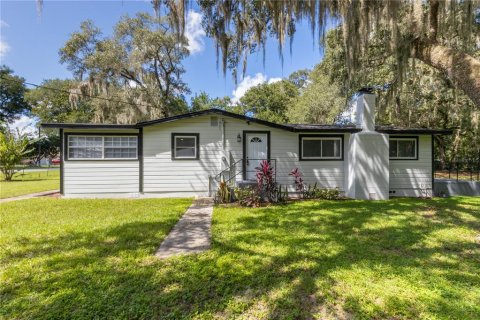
[322,139,341,158]
[176,147,195,158]
[302,139,322,158]
[398,140,415,158]
[389,140,398,158]
[104,136,137,148]
[69,147,102,159]
[86,137,102,147]
[129,137,137,146]
[176,137,195,148]
[105,147,137,158]
[104,137,113,146]
[69,137,80,146]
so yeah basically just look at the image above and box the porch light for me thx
[237,133,242,143]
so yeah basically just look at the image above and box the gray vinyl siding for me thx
[61,118,433,198]
[389,135,433,197]
[62,129,140,197]
[143,115,223,196]
[64,161,139,194]
[224,119,345,191]
[142,115,346,196]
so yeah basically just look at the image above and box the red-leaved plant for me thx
[255,160,276,201]
[289,167,304,192]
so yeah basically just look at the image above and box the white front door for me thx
[245,133,268,180]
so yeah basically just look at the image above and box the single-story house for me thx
[41,91,452,199]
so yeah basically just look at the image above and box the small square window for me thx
[389,137,417,160]
[172,133,199,160]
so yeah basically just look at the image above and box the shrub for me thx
[302,182,319,199]
[255,160,276,202]
[216,179,232,203]
[0,132,31,181]
[234,186,262,207]
[303,183,342,200]
[316,187,342,200]
[289,167,304,193]
[276,184,289,203]
[234,160,282,207]
[289,167,342,200]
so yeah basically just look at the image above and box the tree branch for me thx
[119,69,145,88]
[414,39,480,106]
[428,0,439,41]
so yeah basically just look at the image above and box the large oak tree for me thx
[154,0,480,106]
[35,1,480,106]
[59,13,190,123]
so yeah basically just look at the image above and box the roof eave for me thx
[375,128,454,135]
[137,109,295,131]
[41,123,139,129]
[293,128,362,133]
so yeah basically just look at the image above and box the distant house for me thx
[41,91,451,199]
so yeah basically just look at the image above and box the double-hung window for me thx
[299,135,343,160]
[389,137,417,160]
[67,135,138,160]
[172,133,199,160]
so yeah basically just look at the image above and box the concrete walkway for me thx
[155,197,214,259]
[0,190,60,203]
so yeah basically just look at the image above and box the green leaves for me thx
[58,13,191,123]
[0,131,31,181]
[0,66,30,125]
[239,80,299,123]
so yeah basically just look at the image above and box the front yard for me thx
[0,169,59,199]
[1,197,479,319]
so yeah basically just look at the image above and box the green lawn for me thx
[1,197,479,319]
[0,170,59,199]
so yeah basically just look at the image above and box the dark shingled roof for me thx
[40,123,138,129]
[375,126,453,135]
[41,108,453,134]
[284,124,361,132]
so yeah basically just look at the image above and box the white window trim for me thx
[301,137,343,160]
[67,135,138,160]
[173,135,198,159]
[390,137,417,160]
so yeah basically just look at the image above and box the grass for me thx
[1,197,479,319]
[0,170,59,199]
[1,198,192,319]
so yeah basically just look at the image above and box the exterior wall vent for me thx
[210,116,218,126]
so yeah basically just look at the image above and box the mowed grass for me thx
[1,197,479,319]
[0,170,59,198]
[1,198,192,319]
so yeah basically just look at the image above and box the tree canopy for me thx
[59,13,190,123]
[155,0,480,106]
[190,91,232,112]
[26,79,93,124]
[238,80,299,123]
[0,66,30,125]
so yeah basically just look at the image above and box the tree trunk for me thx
[414,40,480,106]
[434,135,447,168]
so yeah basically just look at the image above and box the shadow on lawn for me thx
[2,198,479,319]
